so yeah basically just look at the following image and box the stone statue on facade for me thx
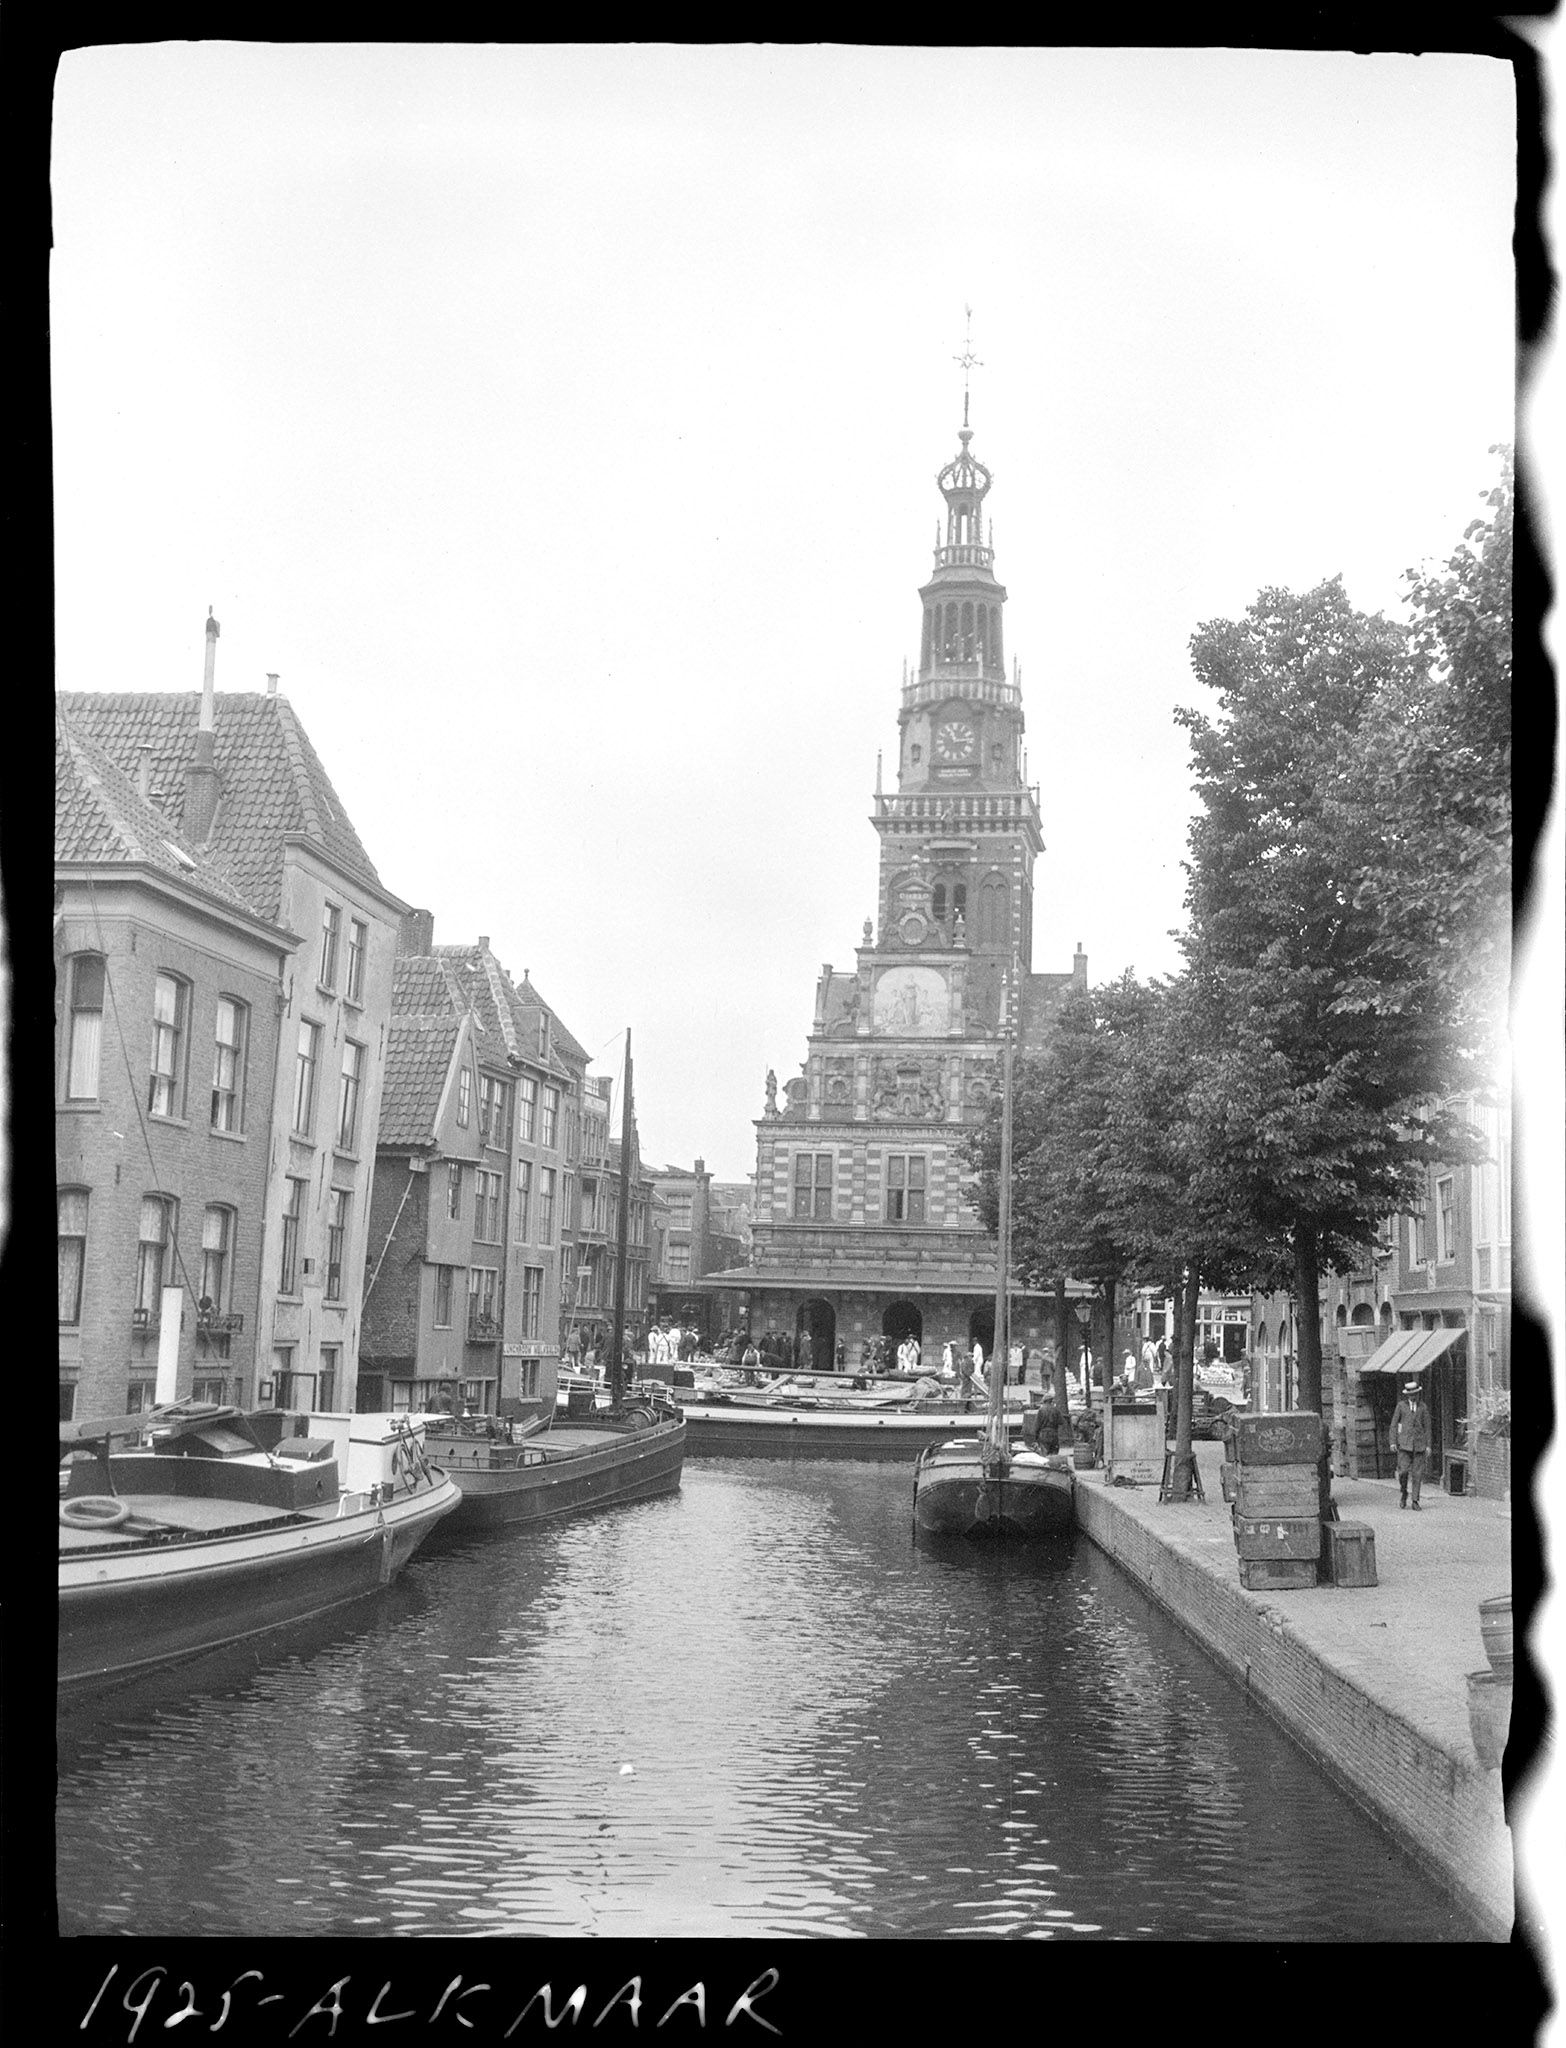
[764,1068,778,1117]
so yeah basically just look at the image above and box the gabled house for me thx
[359,924,596,1415]
[58,638,408,1418]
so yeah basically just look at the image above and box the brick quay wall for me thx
[1071,1444,1514,1939]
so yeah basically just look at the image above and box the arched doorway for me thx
[968,1307,995,1366]
[882,1300,923,1348]
[796,1298,836,1374]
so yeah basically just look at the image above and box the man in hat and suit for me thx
[1389,1377,1432,1509]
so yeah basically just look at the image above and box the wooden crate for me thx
[1234,1515,1321,1561]
[1234,1467,1321,1518]
[1326,1520,1377,1587]
[1239,1557,1318,1592]
[1235,1412,1323,1466]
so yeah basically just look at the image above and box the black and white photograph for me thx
[35,27,1560,2021]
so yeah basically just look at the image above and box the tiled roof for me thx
[55,714,262,921]
[378,1014,462,1148]
[57,692,385,923]
[430,944,589,1074]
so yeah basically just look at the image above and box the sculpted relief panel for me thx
[872,965,949,1037]
[871,1057,946,1121]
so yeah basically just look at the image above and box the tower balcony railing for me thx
[906,669,1019,708]
[932,542,994,571]
[874,789,1043,823]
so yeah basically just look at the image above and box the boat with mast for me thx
[422,1028,685,1530]
[912,980,1074,1537]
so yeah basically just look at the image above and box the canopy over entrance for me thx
[1358,1326,1465,1375]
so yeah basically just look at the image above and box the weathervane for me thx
[953,305,983,428]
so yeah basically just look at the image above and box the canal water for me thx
[57,1460,1482,1940]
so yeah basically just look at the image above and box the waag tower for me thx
[710,390,1087,1369]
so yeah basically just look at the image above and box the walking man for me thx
[1389,1377,1432,1509]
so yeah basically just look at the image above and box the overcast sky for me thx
[52,44,1520,1182]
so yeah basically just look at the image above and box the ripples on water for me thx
[56,1461,1481,1939]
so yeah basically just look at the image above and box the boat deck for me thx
[60,1497,304,1548]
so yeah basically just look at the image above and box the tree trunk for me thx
[1051,1275,1073,1433]
[1294,1228,1323,1418]
[1097,1271,1118,1407]
[1292,1227,1334,1550]
[1169,1262,1199,1501]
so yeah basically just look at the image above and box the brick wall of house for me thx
[56,891,285,1418]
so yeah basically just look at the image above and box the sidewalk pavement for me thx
[1101,1441,1512,1766]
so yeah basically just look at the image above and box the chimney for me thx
[266,673,279,696]
[398,907,435,956]
[136,745,153,801]
[1073,942,1088,985]
[477,936,489,953]
[182,609,221,841]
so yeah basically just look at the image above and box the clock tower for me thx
[874,404,1044,1034]
[707,381,1087,1379]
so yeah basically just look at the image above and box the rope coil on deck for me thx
[60,1495,131,1531]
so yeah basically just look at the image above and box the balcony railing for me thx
[132,1305,157,1331]
[196,1309,245,1336]
[466,1310,504,1344]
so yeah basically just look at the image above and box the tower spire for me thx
[953,305,982,431]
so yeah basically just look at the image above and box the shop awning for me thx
[1358,1326,1466,1374]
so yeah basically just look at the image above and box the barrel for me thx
[1478,1595,1512,1678]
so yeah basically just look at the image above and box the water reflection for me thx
[57,1462,1480,1939]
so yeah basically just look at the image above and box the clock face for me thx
[933,718,976,763]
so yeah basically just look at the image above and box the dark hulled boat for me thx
[59,1403,460,1695]
[425,1028,684,1534]
[912,980,1074,1540]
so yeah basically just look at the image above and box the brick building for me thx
[1248,1087,1511,1490]
[707,407,1083,1368]
[566,1074,653,1353]
[55,715,291,1419]
[57,639,406,1418]
[359,927,606,1414]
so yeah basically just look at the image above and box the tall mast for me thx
[609,1030,634,1410]
[988,978,1013,1463]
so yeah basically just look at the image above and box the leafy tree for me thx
[1179,578,1483,1422]
[1328,448,1513,1078]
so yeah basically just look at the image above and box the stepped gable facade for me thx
[707,411,1086,1370]
[57,657,408,1418]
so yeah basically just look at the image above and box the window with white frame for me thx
[337,1039,366,1150]
[447,1160,464,1221]
[541,1085,560,1148]
[885,1153,926,1223]
[211,996,247,1132]
[517,1074,537,1142]
[319,902,342,989]
[319,1346,340,1411]
[293,1019,321,1134]
[434,1265,456,1327]
[136,1195,176,1319]
[66,954,105,1099]
[520,1266,543,1338]
[539,1167,556,1244]
[474,1169,503,1243]
[793,1152,834,1221]
[280,1177,306,1295]
[346,918,368,1003]
[58,1189,89,1325]
[516,1159,532,1239]
[467,1266,499,1330]
[199,1205,233,1313]
[326,1187,349,1300]
[148,972,188,1117]
[456,1066,472,1127]
[479,1074,512,1148]
[1436,1176,1456,1264]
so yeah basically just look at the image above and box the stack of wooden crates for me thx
[1226,1411,1324,1591]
